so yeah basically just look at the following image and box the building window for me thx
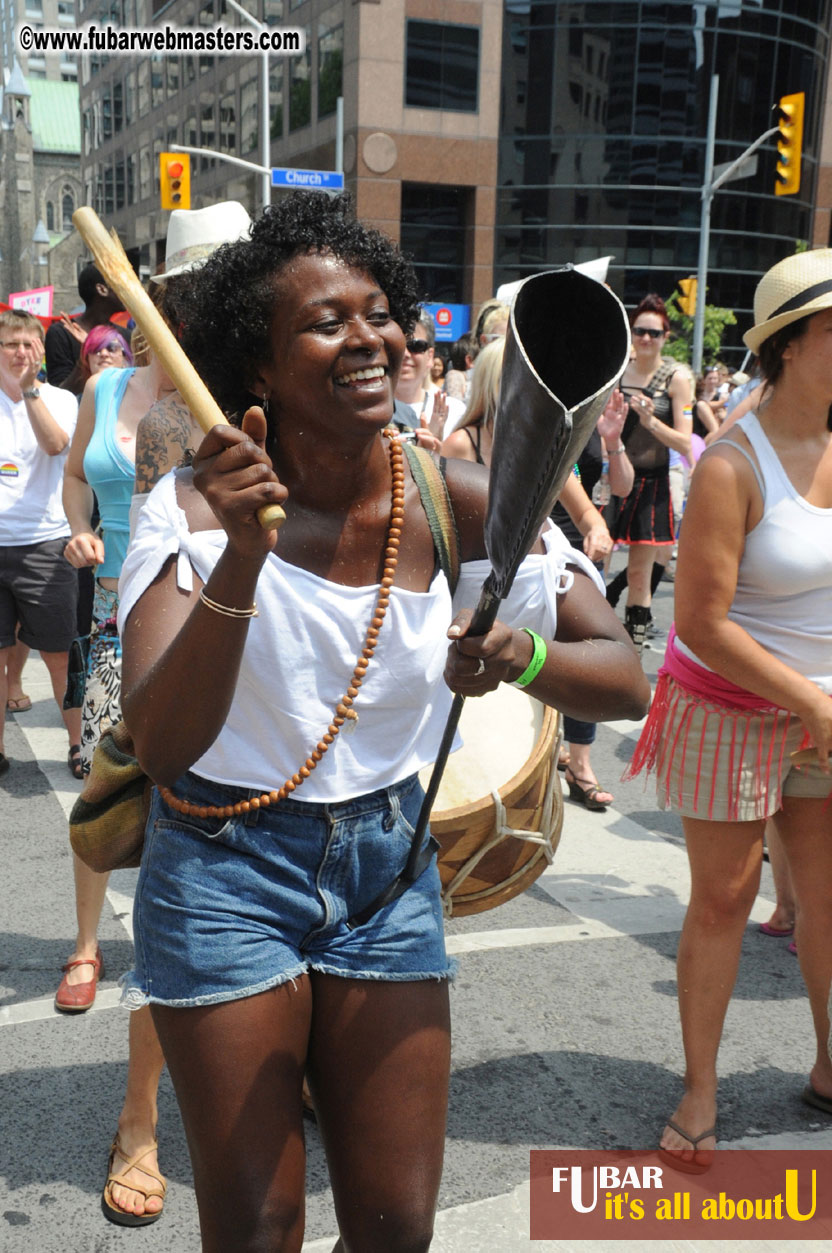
[124,69,135,125]
[139,146,151,200]
[167,56,180,95]
[46,200,55,231]
[61,63,78,79]
[400,182,469,302]
[151,53,164,107]
[102,85,112,139]
[405,20,479,113]
[220,89,236,151]
[137,59,150,115]
[113,78,123,131]
[200,93,216,169]
[62,190,75,230]
[270,62,284,139]
[263,0,283,22]
[317,12,342,119]
[240,69,258,153]
[289,26,311,131]
[199,1,215,73]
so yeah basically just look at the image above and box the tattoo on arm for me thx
[135,395,200,493]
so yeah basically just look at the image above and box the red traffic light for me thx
[159,152,191,210]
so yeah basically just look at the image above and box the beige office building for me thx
[77,0,501,304]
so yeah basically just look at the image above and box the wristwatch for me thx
[22,387,40,400]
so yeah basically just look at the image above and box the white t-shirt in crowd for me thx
[0,382,78,545]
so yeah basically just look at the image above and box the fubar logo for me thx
[531,1150,831,1240]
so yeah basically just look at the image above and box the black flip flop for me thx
[68,744,83,780]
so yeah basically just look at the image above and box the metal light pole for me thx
[692,75,719,375]
[692,75,781,373]
[226,0,271,213]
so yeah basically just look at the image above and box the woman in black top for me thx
[613,294,693,651]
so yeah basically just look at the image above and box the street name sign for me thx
[271,167,345,190]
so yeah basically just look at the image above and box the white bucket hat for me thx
[151,200,252,283]
[743,248,832,354]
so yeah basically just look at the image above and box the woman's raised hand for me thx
[191,406,288,558]
[597,388,627,442]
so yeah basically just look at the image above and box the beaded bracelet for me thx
[608,446,626,456]
[198,588,258,618]
[513,628,547,688]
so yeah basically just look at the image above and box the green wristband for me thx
[513,628,547,688]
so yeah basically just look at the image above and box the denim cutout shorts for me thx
[123,771,454,1009]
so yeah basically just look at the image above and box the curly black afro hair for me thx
[174,191,422,421]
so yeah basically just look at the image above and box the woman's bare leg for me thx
[308,974,451,1253]
[625,542,659,607]
[661,815,766,1160]
[762,820,796,933]
[773,796,832,1098]
[107,1006,168,1218]
[151,977,312,1253]
[61,854,110,987]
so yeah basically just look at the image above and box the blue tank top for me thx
[82,367,135,578]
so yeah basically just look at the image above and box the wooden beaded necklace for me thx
[159,428,404,820]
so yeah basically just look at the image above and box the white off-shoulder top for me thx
[119,471,603,801]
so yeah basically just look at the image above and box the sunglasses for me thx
[405,338,430,355]
[632,326,664,340]
[92,340,125,354]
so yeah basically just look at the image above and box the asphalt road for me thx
[2,560,831,1252]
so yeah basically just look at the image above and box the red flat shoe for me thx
[55,946,104,1013]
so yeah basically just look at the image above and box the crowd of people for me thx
[3,190,831,1243]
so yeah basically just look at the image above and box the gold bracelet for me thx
[198,588,258,618]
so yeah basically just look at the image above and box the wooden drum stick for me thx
[72,206,285,531]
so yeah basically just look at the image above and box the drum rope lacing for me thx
[441,718,564,916]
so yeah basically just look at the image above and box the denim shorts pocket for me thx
[152,813,236,845]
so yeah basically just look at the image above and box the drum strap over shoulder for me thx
[402,442,461,594]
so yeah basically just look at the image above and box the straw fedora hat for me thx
[743,247,832,354]
[150,200,252,283]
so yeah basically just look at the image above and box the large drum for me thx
[420,686,563,916]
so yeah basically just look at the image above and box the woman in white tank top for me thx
[633,249,832,1171]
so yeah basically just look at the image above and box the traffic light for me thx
[774,92,804,196]
[160,153,191,210]
[678,276,697,317]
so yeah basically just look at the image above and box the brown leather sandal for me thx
[102,1136,167,1227]
[564,767,612,811]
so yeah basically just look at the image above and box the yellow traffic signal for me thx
[775,92,804,196]
[678,276,697,317]
[160,153,191,210]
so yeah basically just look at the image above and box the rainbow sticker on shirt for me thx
[0,462,19,479]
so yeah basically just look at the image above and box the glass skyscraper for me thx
[497,1,831,356]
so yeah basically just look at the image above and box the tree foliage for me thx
[663,290,737,368]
